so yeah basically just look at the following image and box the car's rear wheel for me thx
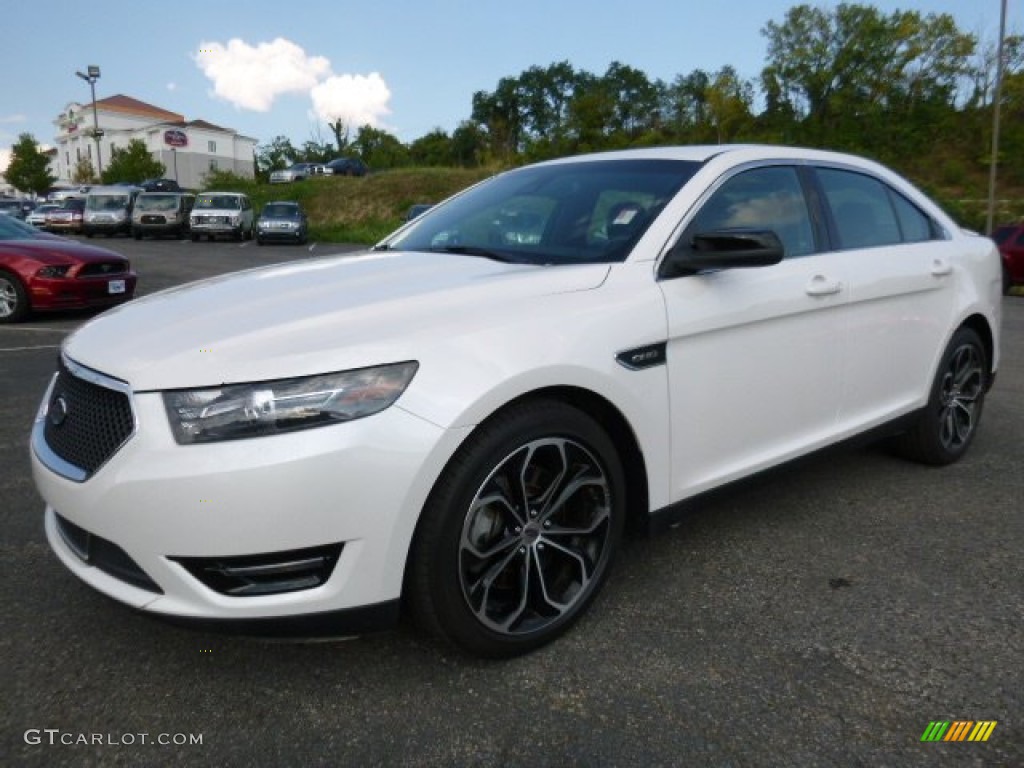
[0,270,29,323]
[408,400,625,657]
[893,326,988,465]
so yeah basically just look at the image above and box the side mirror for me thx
[660,229,785,277]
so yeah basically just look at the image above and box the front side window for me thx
[689,166,815,258]
[385,159,699,265]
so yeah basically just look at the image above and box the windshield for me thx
[137,195,179,212]
[87,194,130,211]
[0,215,46,240]
[196,195,241,210]
[384,159,699,265]
[262,204,299,218]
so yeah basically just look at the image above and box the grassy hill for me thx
[206,167,494,245]
[205,164,1024,246]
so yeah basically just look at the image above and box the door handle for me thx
[805,275,842,296]
[931,258,953,276]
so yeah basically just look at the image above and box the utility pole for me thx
[75,65,103,178]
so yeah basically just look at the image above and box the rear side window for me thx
[888,191,935,243]
[817,169,902,249]
[690,166,816,258]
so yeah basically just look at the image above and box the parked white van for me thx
[83,186,141,238]
[189,191,254,241]
[132,192,196,239]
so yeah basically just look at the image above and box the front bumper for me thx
[29,274,137,311]
[84,220,129,235]
[32,381,464,627]
[257,226,305,242]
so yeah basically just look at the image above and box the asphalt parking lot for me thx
[2,237,1022,767]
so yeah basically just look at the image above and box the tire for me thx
[257,237,264,246]
[407,400,626,657]
[191,233,199,242]
[892,327,988,465]
[1003,264,1012,296]
[0,269,30,323]
[133,229,142,240]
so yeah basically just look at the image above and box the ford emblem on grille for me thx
[49,395,69,427]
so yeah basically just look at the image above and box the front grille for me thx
[140,214,166,224]
[78,261,127,277]
[55,513,163,594]
[172,544,344,596]
[43,358,134,478]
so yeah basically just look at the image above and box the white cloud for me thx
[166,82,177,92]
[193,38,392,130]
[194,38,330,112]
[310,73,391,129]
[0,114,27,124]
[0,148,11,174]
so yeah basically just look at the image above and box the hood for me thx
[64,250,610,391]
[0,239,126,262]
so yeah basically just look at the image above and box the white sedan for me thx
[31,145,1001,657]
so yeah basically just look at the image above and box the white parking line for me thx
[0,344,62,352]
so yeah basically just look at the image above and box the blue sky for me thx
[1,0,1019,171]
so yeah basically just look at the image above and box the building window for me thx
[209,159,218,171]
[110,142,116,156]
[208,140,217,153]
[65,152,70,168]
[76,148,81,161]
[87,145,92,159]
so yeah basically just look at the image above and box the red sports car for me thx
[0,215,137,323]
[994,222,1024,294]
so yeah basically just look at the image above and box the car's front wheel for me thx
[408,400,625,657]
[0,270,29,323]
[893,326,989,465]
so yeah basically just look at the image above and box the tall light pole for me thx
[75,65,103,178]
[985,0,1008,235]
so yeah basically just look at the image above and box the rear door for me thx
[812,167,957,430]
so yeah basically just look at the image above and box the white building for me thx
[53,95,257,189]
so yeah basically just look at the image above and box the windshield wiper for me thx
[430,245,530,264]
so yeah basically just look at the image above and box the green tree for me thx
[705,66,755,143]
[72,157,97,184]
[409,129,454,166]
[327,119,351,154]
[760,3,975,155]
[256,135,298,175]
[351,126,409,169]
[450,121,486,167]
[4,133,55,196]
[101,139,164,184]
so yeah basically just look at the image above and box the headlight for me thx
[162,362,418,444]
[37,265,72,278]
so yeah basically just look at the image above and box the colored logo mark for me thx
[921,721,997,742]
